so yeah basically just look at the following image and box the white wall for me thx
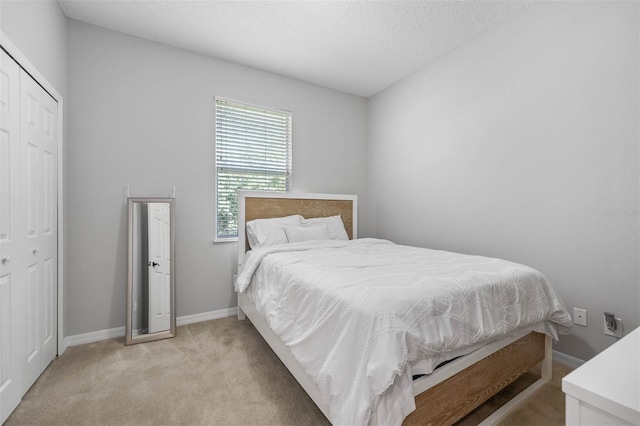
[368,1,639,361]
[66,20,368,336]
[0,0,67,97]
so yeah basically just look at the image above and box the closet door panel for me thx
[43,258,54,346]
[20,69,42,391]
[0,49,23,424]
[26,264,40,362]
[21,73,41,240]
[42,95,55,237]
[40,93,57,351]
[19,69,56,393]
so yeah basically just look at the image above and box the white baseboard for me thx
[62,307,238,349]
[63,326,126,350]
[553,350,585,369]
[177,307,237,326]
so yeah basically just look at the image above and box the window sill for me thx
[213,237,238,243]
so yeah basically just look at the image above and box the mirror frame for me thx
[126,197,176,345]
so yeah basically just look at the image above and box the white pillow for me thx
[284,224,330,243]
[246,215,302,249]
[302,215,349,240]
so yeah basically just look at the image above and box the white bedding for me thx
[236,238,572,426]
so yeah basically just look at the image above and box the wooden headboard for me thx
[237,191,358,267]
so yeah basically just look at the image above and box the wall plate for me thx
[604,315,623,338]
[573,308,587,327]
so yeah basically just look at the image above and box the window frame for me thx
[214,96,292,242]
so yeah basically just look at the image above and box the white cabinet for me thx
[562,328,640,425]
[0,48,58,424]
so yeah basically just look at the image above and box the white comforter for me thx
[236,238,572,426]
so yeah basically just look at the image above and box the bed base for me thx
[405,331,550,426]
[238,292,551,425]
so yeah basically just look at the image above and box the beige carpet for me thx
[6,317,571,425]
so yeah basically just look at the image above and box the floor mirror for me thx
[126,197,176,345]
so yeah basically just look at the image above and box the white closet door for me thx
[148,203,171,333]
[40,82,57,366]
[19,68,57,393]
[0,48,24,424]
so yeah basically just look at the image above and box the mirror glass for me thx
[126,197,176,345]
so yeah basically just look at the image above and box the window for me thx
[215,97,292,240]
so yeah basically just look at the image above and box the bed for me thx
[235,191,572,426]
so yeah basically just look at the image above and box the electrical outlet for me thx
[573,308,587,327]
[604,315,623,338]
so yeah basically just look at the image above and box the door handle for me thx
[1,256,10,264]
[33,247,39,255]
[148,261,160,267]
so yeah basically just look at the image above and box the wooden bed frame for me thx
[236,191,552,425]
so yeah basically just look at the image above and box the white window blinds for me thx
[215,98,292,239]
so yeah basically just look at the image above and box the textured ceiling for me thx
[58,0,537,98]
